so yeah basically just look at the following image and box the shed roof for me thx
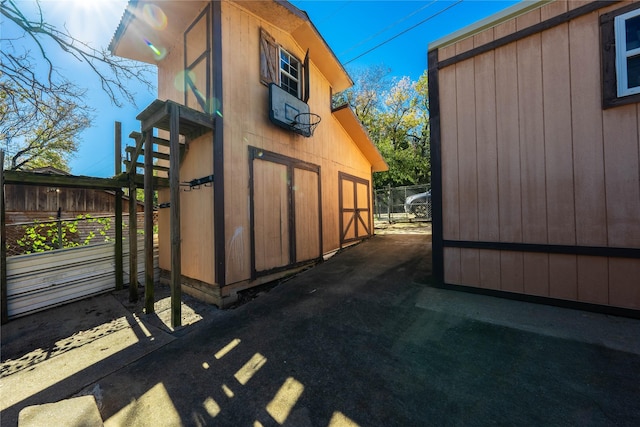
[428,0,551,51]
[109,0,353,92]
[332,105,388,173]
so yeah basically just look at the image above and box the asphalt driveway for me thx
[2,231,640,426]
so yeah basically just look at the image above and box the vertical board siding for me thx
[609,258,640,309]
[439,67,460,242]
[294,168,320,262]
[569,13,608,247]
[542,23,576,246]
[437,2,640,310]
[494,20,525,293]
[455,41,480,286]
[603,105,640,248]
[6,237,158,319]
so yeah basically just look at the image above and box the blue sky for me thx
[5,0,519,177]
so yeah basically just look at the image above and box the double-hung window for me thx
[601,4,640,108]
[614,8,640,97]
[279,48,301,97]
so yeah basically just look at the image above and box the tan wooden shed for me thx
[428,0,640,314]
[110,0,387,308]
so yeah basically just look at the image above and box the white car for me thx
[404,191,431,218]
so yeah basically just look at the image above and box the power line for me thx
[339,0,439,57]
[315,1,354,25]
[344,0,464,65]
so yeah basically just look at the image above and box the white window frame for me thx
[279,47,301,98]
[614,8,640,97]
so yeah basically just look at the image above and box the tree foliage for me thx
[334,66,430,188]
[0,0,153,170]
[1,82,90,171]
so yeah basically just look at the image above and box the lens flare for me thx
[144,39,167,60]
[142,4,168,30]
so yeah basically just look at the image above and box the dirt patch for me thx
[374,220,432,235]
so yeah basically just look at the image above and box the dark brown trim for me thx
[248,146,321,280]
[435,281,640,320]
[443,239,640,259]
[436,1,620,69]
[600,2,640,109]
[428,49,444,285]
[212,0,226,287]
[184,5,211,113]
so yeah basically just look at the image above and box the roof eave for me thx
[332,105,388,173]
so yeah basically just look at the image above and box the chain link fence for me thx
[374,184,431,223]
[4,212,154,257]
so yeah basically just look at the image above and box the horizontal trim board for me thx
[443,239,640,259]
[435,281,640,320]
[436,0,619,69]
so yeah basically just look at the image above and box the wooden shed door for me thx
[339,172,371,246]
[249,148,322,279]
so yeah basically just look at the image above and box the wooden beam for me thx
[144,130,155,314]
[125,146,171,161]
[115,121,122,175]
[132,174,170,189]
[115,122,124,291]
[170,104,182,327]
[1,151,8,324]
[115,189,124,290]
[123,160,171,173]
[129,170,138,302]
[126,132,144,175]
[2,171,125,190]
[129,131,172,147]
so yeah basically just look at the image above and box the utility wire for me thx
[344,0,464,65]
[339,0,438,57]
[315,1,354,24]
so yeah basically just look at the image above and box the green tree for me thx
[1,82,90,171]
[335,67,430,188]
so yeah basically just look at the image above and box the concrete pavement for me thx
[2,229,640,426]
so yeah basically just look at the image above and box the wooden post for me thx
[115,189,124,290]
[169,105,182,327]
[1,150,8,324]
[128,169,138,302]
[115,122,124,290]
[144,130,155,314]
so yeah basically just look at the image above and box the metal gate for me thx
[5,237,157,319]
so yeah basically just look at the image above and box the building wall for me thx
[152,1,375,290]
[155,1,216,285]
[221,0,373,286]
[434,0,640,310]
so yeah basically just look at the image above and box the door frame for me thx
[248,147,322,279]
[339,172,372,247]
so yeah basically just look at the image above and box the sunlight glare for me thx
[47,0,128,47]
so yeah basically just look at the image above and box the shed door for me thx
[249,147,322,279]
[339,172,371,246]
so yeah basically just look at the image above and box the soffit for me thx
[332,105,388,173]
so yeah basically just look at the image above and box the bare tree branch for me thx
[1,0,154,108]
